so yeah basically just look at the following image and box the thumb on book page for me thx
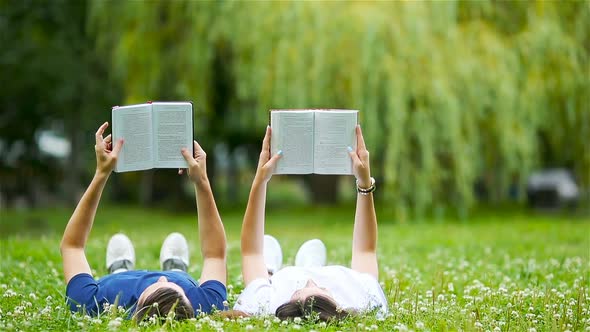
[181,148,197,166]
[347,146,361,164]
[266,150,283,168]
[111,139,124,157]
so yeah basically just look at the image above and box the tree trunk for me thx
[139,170,154,206]
[303,175,340,204]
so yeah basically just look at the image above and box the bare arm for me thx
[60,122,123,283]
[348,125,379,278]
[241,126,282,286]
[181,141,227,285]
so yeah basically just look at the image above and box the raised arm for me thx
[347,125,379,278]
[60,122,123,283]
[241,126,282,285]
[181,141,227,285]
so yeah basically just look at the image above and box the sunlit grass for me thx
[1,206,588,331]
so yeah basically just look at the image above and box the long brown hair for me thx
[133,287,195,322]
[275,295,349,321]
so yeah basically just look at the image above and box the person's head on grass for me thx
[133,276,194,322]
[275,279,349,321]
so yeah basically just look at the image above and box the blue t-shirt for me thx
[66,271,226,316]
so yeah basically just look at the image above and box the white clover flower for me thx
[394,323,408,331]
[281,320,288,326]
[107,317,121,330]
[293,316,302,324]
[493,327,501,332]
[319,321,327,328]
[293,324,301,330]
[40,306,51,315]
[415,321,425,329]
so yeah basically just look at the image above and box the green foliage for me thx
[1,206,589,330]
[88,1,590,218]
[0,0,122,204]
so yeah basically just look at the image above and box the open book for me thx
[270,109,358,174]
[111,102,193,172]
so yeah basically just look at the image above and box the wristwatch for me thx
[356,177,376,195]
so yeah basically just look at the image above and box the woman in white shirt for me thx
[233,125,387,320]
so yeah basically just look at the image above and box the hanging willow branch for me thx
[89,0,590,218]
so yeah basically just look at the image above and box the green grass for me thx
[1,204,589,331]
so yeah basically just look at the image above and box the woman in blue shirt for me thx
[61,122,227,321]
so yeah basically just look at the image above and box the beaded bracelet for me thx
[356,177,376,195]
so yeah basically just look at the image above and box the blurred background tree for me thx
[0,0,121,206]
[1,0,588,219]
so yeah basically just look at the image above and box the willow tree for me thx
[90,0,589,218]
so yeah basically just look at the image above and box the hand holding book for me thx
[347,125,372,189]
[179,140,210,187]
[94,122,124,176]
[255,126,283,184]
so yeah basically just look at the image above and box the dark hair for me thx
[133,287,195,323]
[275,295,349,321]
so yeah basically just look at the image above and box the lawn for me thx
[0,204,588,331]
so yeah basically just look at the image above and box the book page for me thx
[112,104,154,172]
[153,102,193,168]
[271,110,315,174]
[313,110,358,175]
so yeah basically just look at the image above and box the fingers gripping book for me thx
[111,102,193,172]
[270,109,358,175]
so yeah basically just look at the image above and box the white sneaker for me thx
[160,232,189,272]
[106,233,135,274]
[264,235,283,275]
[295,239,327,268]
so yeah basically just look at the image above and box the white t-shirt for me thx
[234,265,388,316]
